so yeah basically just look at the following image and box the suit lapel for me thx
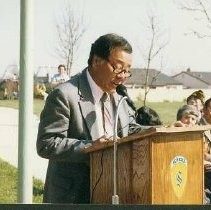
[77,69,100,140]
[77,70,129,139]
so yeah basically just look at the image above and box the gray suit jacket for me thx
[36,68,139,203]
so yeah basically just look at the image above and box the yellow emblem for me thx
[170,156,188,198]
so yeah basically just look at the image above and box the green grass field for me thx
[0,99,45,116]
[0,158,43,203]
[0,98,184,203]
[136,101,184,125]
[0,99,184,125]
[0,99,45,203]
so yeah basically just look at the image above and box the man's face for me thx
[58,66,66,74]
[180,114,197,126]
[90,48,132,94]
[203,102,211,124]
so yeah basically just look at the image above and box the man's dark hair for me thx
[136,106,162,126]
[58,64,66,70]
[88,33,132,65]
[204,98,211,110]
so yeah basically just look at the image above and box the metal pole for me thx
[18,0,34,203]
[112,96,127,204]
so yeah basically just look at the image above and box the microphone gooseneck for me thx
[116,84,136,111]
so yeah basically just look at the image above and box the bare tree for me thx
[139,14,168,105]
[55,3,87,76]
[176,0,211,38]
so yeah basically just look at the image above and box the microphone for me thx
[116,84,136,112]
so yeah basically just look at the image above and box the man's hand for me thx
[204,152,211,171]
[82,135,120,152]
[169,121,185,127]
[91,135,113,150]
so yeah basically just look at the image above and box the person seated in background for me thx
[169,104,199,127]
[200,98,211,125]
[199,98,211,204]
[51,64,70,88]
[136,106,162,127]
[34,83,48,101]
[186,89,205,121]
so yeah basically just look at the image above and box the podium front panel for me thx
[151,132,204,204]
[90,143,134,204]
[90,130,204,204]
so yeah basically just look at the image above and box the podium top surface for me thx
[83,125,211,153]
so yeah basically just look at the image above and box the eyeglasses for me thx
[106,59,132,78]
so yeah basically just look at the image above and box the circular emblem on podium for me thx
[170,155,188,198]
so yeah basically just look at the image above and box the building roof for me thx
[173,71,211,85]
[126,68,182,86]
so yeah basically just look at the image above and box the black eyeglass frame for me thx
[106,59,132,78]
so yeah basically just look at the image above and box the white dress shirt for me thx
[86,69,114,138]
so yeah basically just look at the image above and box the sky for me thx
[1,0,211,78]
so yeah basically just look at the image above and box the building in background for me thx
[125,68,183,90]
[125,68,211,102]
[172,68,211,89]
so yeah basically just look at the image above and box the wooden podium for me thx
[85,125,211,204]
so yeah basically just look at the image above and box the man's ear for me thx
[92,55,103,67]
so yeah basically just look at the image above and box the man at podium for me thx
[36,33,141,203]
